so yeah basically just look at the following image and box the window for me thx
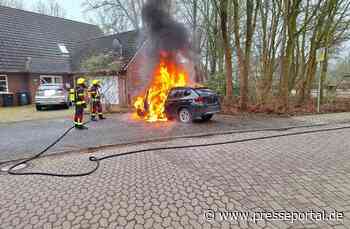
[40,75,63,84]
[184,89,192,97]
[58,43,69,54]
[169,89,185,98]
[0,75,8,93]
[168,90,178,99]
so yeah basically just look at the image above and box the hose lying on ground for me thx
[5,121,350,177]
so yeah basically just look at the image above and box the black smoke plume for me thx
[141,0,190,54]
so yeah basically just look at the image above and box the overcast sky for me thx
[57,0,86,22]
[26,0,87,23]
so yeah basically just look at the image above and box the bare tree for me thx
[232,0,259,110]
[0,0,24,9]
[32,0,66,18]
[82,0,350,112]
[214,0,233,99]
[298,0,350,104]
[256,0,281,105]
[83,0,145,33]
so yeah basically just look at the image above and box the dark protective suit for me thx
[74,85,86,127]
[89,84,104,119]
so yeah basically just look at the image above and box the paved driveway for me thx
[0,113,308,163]
[1,123,350,228]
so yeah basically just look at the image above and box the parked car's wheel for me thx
[36,104,42,111]
[178,108,192,123]
[201,114,213,122]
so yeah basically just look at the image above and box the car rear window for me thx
[168,89,185,98]
[39,85,63,91]
[194,88,215,96]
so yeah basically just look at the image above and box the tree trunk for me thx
[220,0,233,99]
[298,35,317,104]
[258,0,278,105]
[232,0,258,110]
[279,0,299,112]
[240,58,249,110]
[320,48,328,104]
[191,0,200,83]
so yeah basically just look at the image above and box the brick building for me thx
[71,30,147,106]
[0,6,198,107]
[0,6,103,106]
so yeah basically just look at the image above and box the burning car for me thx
[133,55,188,122]
[134,0,216,123]
[133,51,221,123]
[165,87,220,123]
[136,86,221,123]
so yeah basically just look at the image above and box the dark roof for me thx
[71,30,145,73]
[0,6,103,73]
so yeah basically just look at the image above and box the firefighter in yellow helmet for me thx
[73,77,88,129]
[89,79,105,121]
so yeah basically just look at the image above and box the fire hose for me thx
[5,121,350,177]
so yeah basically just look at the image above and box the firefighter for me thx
[73,78,88,129]
[69,88,75,106]
[89,79,106,121]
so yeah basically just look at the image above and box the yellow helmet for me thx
[92,79,100,85]
[77,78,86,85]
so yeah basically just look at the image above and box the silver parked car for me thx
[35,84,70,111]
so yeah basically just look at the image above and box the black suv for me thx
[164,87,221,123]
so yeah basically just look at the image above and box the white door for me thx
[93,76,119,105]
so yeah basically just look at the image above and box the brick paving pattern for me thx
[1,124,350,228]
[2,112,350,163]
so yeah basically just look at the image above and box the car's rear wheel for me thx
[201,114,213,122]
[178,108,192,123]
[36,104,42,111]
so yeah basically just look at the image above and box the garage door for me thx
[92,76,119,105]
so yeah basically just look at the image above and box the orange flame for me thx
[134,54,190,122]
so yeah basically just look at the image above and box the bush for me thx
[82,54,121,73]
[204,72,227,96]
[324,88,337,104]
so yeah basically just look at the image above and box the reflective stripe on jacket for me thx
[69,89,75,102]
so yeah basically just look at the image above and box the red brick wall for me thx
[63,75,74,89]
[28,74,40,103]
[0,73,30,106]
[126,46,155,106]
[118,75,127,106]
[0,73,75,106]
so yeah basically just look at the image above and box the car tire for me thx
[63,103,69,109]
[178,108,193,123]
[36,104,42,111]
[201,114,213,122]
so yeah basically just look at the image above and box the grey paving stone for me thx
[1,122,350,228]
